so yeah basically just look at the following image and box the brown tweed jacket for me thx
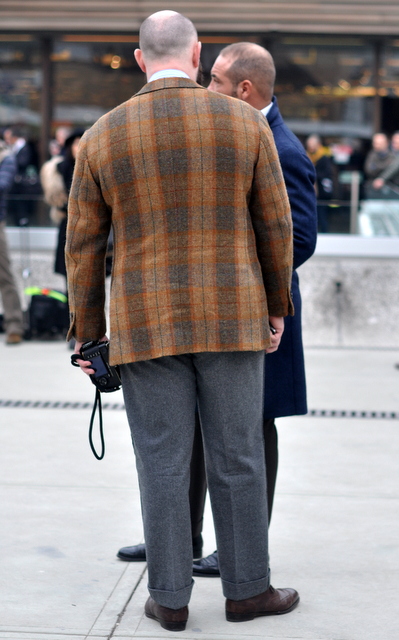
[66,78,294,365]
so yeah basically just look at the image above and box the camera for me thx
[71,340,121,392]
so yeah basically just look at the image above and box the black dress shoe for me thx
[117,543,146,561]
[117,535,203,562]
[192,550,220,577]
[226,585,299,622]
[145,596,188,632]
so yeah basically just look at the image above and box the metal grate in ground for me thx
[0,399,398,419]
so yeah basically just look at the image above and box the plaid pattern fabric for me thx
[66,78,294,365]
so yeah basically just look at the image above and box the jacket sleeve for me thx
[379,155,399,182]
[65,134,111,342]
[249,120,294,317]
[0,156,17,193]
[278,145,317,270]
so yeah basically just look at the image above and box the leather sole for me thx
[117,552,146,561]
[226,595,300,622]
[192,568,220,577]
[145,610,187,632]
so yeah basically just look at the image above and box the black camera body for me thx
[73,340,121,392]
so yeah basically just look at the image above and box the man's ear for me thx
[236,79,252,102]
[134,49,146,73]
[192,41,202,70]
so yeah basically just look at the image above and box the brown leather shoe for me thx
[144,596,188,632]
[226,585,299,622]
[6,333,22,345]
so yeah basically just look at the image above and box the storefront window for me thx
[272,37,375,139]
[0,35,42,133]
[1,33,399,234]
[52,36,145,127]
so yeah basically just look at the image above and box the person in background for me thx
[364,132,395,198]
[3,126,39,224]
[305,134,334,232]
[372,131,399,192]
[67,10,298,631]
[48,126,73,158]
[0,140,24,344]
[52,129,84,278]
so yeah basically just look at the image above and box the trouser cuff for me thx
[222,570,270,601]
[148,579,194,609]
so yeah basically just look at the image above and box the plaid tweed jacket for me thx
[66,78,294,365]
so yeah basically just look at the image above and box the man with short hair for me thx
[372,131,399,191]
[364,132,394,181]
[190,41,317,575]
[67,12,298,631]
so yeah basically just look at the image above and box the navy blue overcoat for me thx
[263,98,317,418]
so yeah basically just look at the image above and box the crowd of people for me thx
[2,116,399,239]
[3,126,396,241]
[0,125,84,344]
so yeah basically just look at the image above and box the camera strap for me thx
[71,343,121,460]
[89,388,105,460]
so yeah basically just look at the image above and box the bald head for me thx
[139,10,198,62]
[218,43,275,103]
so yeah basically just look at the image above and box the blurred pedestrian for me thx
[67,10,298,631]
[364,133,394,179]
[364,133,395,198]
[306,134,334,232]
[0,140,23,344]
[48,126,72,158]
[41,130,84,282]
[372,131,399,192]
[3,126,39,224]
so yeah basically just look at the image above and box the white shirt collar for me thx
[148,69,190,83]
[260,102,273,118]
[11,138,26,154]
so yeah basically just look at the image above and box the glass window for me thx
[0,35,42,133]
[273,37,375,139]
[52,36,145,128]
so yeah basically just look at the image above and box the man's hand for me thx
[373,177,385,190]
[266,317,284,354]
[73,336,108,376]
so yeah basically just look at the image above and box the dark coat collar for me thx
[265,96,284,128]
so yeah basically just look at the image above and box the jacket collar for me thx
[265,96,283,128]
[135,77,206,97]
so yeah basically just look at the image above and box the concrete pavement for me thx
[1,338,398,639]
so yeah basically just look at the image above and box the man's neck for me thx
[145,61,196,82]
[148,69,190,83]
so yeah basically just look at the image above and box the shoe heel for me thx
[226,611,255,623]
[160,620,187,631]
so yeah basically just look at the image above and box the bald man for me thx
[119,41,317,581]
[68,12,298,632]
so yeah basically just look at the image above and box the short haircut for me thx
[307,134,321,145]
[5,125,23,138]
[139,11,197,62]
[219,42,276,101]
